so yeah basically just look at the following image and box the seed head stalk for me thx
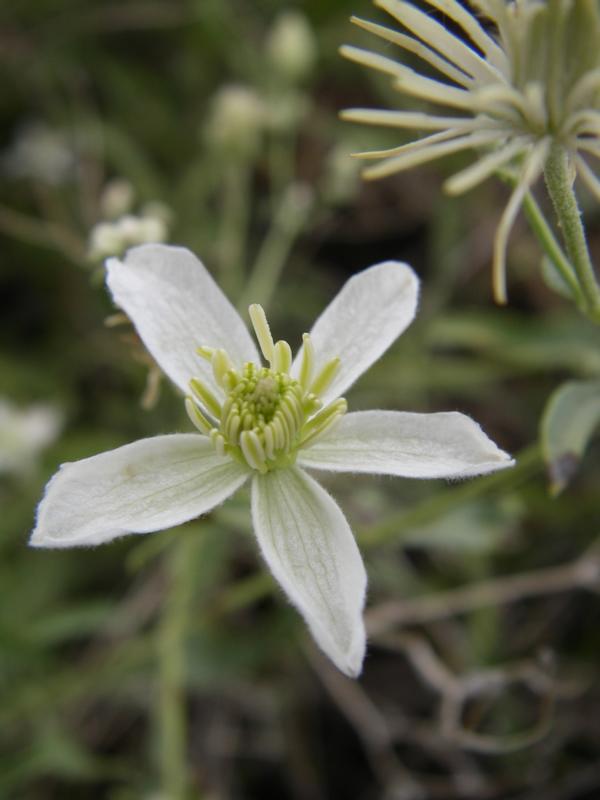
[544,144,600,321]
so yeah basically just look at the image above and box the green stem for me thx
[217,162,251,299]
[237,184,313,313]
[157,531,196,800]
[520,191,583,304]
[544,144,600,320]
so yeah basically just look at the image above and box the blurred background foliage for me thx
[1,1,600,799]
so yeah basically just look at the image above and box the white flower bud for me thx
[204,85,266,157]
[266,11,317,83]
[88,221,125,260]
[99,178,135,219]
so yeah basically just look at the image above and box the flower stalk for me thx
[544,144,600,321]
[157,530,196,800]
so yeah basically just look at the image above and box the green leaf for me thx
[541,379,600,494]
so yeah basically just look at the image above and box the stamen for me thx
[197,346,215,361]
[298,333,314,389]
[299,399,348,447]
[240,430,267,472]
[310,357,341,398]
[211,349,235,389]
[249,304,275,364]
[188,313,349,472]
[190,378,222,418]
[185,397,214,435]
[272,340,292,373]
[210,429,226,457]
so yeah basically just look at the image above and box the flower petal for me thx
[106,244,259,396]
[291,262,418,405]
[251,467,367,677]
[298,410,514,478]
[31,434,248,548]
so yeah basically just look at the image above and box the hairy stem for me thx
[544,144,600,321]
[520,191,583,304]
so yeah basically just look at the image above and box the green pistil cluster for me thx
[185,304,347,473]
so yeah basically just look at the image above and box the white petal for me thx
[106,244,259,396]
[31,434,248,548]
[251,467,367,677]
[298,410,514,478]
[291,262,419,405]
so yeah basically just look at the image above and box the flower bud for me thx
[266,11,317,83]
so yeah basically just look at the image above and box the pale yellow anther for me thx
[298,333,314,389]
[240,430,267,472]
[185,397,214,435]
[310,357,341,398]
[273,340,292,373]
[212,349,235,389]
[226,413,241,443]
[210,429,226,457]
[249,304,275,364]
[189,324,347,472]
[190,378,222,419]
[263,425,275,460]
[299,398,347,447]
[197,346,215,361]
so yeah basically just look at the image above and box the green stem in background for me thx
[520,191,583,305]
[544,144,600,321]
[0,203,86,265]
[358,444,543,548]
[157,530,197,800]
[216,161,251,298]
[237,183,313,313]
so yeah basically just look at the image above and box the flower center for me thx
[185,304,347,473]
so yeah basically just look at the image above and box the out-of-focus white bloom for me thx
[342,0,600,301]
[32,244,513,677]
[2,122,75,185]
[0,399,62,475]
[266,10,318,83]
[88,205,170,261]
[204,85,266,157]
[99,178,135,220]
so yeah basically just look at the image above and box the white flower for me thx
[341,0,600,301]
[0,399,62,475]
[31,244,513,676]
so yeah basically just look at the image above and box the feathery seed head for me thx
[342,0,600,302]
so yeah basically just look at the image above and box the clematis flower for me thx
[341,0,600,302]
[31,244,513,676]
